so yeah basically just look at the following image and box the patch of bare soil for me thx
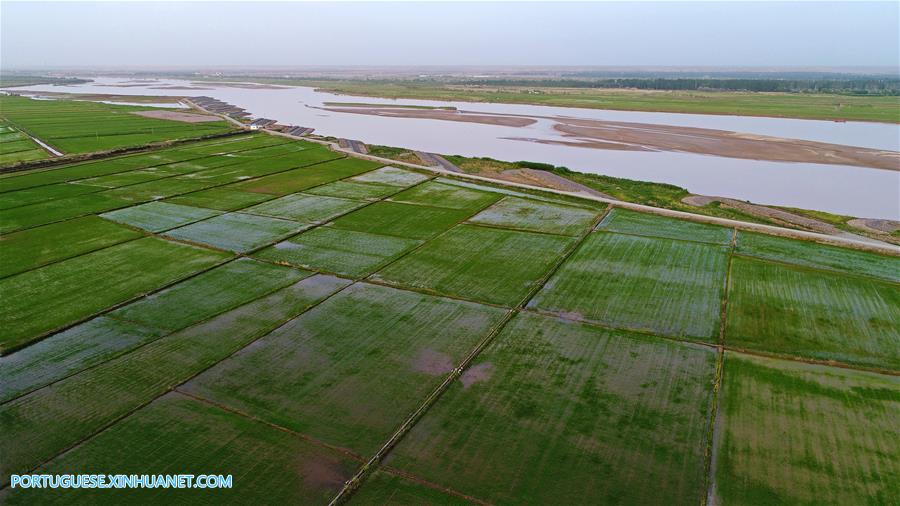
[460,362,494,389]
[412,349,455,376]
[552,120,899,171]
[496,168,614,198]
[300,457,350,490]
[682,195,898,245]
[682,194,845,235]
[131,110,221,123]
[319,106,537,127]
[847,218,900,234]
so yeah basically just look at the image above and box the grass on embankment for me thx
[438,154,779,226]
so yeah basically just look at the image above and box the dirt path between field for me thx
[131,110,222,123]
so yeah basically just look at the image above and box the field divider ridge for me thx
[174,389,494,504]
[703,227,736,505]
[0,260,318,405]
[0,254,236,358]
[328,204,611,504]
[731,250,900,286]
[0,140,341,235]
[0,132,266,194]
[2,277,358,487]
[0,115,66,159]
[3,159,426,361]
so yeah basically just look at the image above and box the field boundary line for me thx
[175,389,367,462]
[0,231,149,281]
[0,253,235,357]
[593,226,736,248]
[0,132,267,193]
[275,130,899,255]
[731,251,900,286]
[720,346,900,377]
[704,350,726,506]
[719,229,738,345]
[0,263,311,405]
[0,135,307,202]
[0,116,66,159]
[0,146,346,236]
[326,308,517,505]
[380,465,494,505]
[359,183,512,285]
[0,138,287,210]
[231,172,440,266]
[0,128,250,175]
[703,228,735,505]
[328,204,610,504]
[461,219,591,239]
[3,159,435,356]
[523,305,720,349]
[2,277,357,487]
[153,389,494,505]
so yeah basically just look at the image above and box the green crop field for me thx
[255,227,421,278]
[4,392,361,505]
[374,224,575,306]
[1,132,897,505]
[387,312,717,504]
[0,216,143,278]
[165,212,307,252]
[182,282,507,455]
[598,208,734,245]
[101,201,221,232]
[242,193,365,223]
[467,196,599,236]
[0,122,49,165]
[389,179,501,210]
[529,232,729,341]
[0,237,230,353]
[330,201,471,240]
[0,274,350,483]
[713,353,900,505]
[736,230,900,282]
[725,257,900,370]
[0,95,234,156]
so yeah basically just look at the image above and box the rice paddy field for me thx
[0,123,49,165]
[0,95,234,156]
[0,131,897,505]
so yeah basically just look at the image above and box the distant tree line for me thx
[0,75,90,88]
[453,78,900,95]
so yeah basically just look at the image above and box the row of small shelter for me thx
[190,96,250,120]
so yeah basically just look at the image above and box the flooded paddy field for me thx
[0,94,234,156]
[1,132,898,504]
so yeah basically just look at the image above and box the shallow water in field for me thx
[7,77,899,218]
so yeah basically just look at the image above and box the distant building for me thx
[249,118,276,130]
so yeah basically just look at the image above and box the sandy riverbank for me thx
[321,105,899,171]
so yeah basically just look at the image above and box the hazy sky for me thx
[2,1,898,69]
